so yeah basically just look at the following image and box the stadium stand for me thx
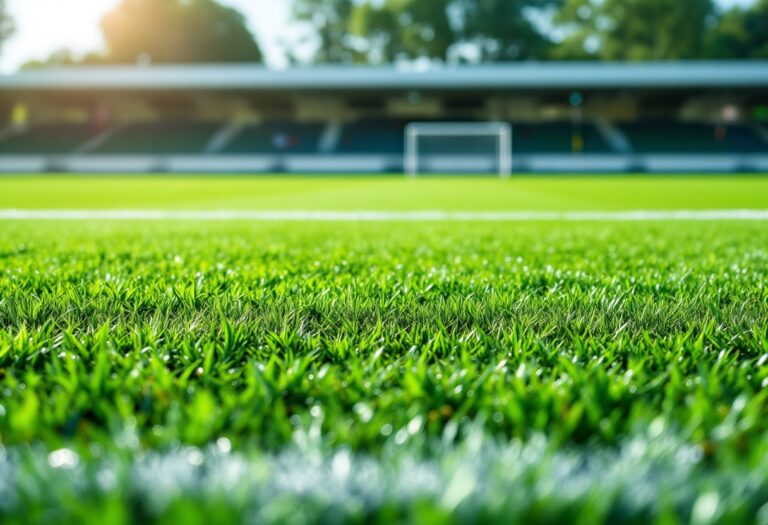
[0,63,766,172]
[222,121,325,154]
[90,121,222,154]
[337,119,407,154]
[619,120,768,153]
[0,123,97,154]
[511,122,611,153]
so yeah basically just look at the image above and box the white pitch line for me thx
[0,209,767,222]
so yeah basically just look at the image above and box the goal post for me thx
[405,122,512,178]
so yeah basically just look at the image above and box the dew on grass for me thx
[48,449,78,469]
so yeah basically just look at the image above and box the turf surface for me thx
[2,174,768,210]
[0,176,767,524]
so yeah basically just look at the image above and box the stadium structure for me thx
[0,61,767,174]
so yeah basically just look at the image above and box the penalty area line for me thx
[0,209,768,221]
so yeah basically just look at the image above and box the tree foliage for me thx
[101,0,262,64]
[552,0,716,60]
[460,0,561,61]
[23,50,109,69]
[707,0,768,59]
[291,0,360,63]
[292,0,768,63]
[293,0,561,63]
[11,0,768,69]
[0,0,14,56]
[351,0,457,62]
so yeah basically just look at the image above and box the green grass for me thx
[2,174,768,210]
[0,176,767,524]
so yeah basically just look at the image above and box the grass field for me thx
[1,176,768,524]
[3,174,768,210]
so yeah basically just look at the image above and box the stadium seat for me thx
[619,120,767,153]
[511,122,612,154]
[337,119,408,154]
[0,123,98,154]
[221,120,325,154]
[91,121,222,154]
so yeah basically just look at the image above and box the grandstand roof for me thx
[1,61,767,92]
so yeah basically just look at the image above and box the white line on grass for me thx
[0,209,767,221]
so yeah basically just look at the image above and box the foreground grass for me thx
[0,217,767,524]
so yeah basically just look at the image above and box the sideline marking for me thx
[0,209,767,221]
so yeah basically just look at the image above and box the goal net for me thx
[404,122,512,177]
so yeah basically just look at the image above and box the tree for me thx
[101,0,262,64]
[292,0,559,63]
[707,0,768,59]
[552,0,716,60]
[0,0,14,56]
[291,0,457,63]
[461,0,562,61]
[351,0,457,62]
[291,0,360,63]
[23,50,108,70]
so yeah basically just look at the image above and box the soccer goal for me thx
[404,122,512,178]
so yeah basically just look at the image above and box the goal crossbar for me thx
[405,122,512,178]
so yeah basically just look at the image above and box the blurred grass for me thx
[1,174,767,210]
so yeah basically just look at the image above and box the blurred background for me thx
[0,0,766,174]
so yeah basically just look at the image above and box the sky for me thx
[0,0,757,73]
